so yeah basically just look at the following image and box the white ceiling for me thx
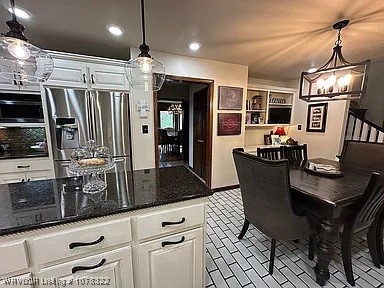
[1,0,384,81]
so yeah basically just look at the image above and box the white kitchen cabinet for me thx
[25,170,52,181]
[137,228,204,288]
[38,247,134,288]
[0,71,39,92]
[0,273,33,288]
[0,158,53,183]
[0,72,18,91]
[0,173,26,184]
[45,56,129,91]
[88,63,127,90]
[45,59,88,89]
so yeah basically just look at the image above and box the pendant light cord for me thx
[140,0,146,45]
[10,0,17,22]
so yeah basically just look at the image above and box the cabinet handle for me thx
[69,236,105,249]
[161,236,185,247]
[162,217,186,227]
[27,179,30,182]
[13,72,17,86]
[17,165,30,169]
[21,179,25,182]
[82,73,87,83]
[71,258,106,274]
[91,74,95,84]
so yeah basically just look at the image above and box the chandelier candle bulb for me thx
[316,78,325,94]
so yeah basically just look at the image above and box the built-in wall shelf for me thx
[246,109,266,112]
[245,123,291,128]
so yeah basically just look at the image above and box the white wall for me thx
[130,47,248,189]
[287,80,349,160]
[361,60,384,127]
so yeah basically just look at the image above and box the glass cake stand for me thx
[69,140,115,194]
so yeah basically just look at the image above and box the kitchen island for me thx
[0,166,212,288]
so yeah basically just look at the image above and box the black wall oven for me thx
[0,93,44,123]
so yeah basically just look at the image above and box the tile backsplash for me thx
[0,127,46,151]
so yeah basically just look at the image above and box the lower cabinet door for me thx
[0,273,33,288]
[38,247,134,288]
[137,228,204,288]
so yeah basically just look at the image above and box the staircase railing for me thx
[344,110,384,143]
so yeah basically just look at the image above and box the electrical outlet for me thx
[298,124,302,131]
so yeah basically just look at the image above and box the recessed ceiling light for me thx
[307,68,317,73]
[7,6,32,19]
[188,42,201,51]
[107,25,124,36]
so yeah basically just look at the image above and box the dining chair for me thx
[309,171,384,286]
[233,148,313,274]
[282,144,308,166]
[256,146,283,160]
[339,140,384,172]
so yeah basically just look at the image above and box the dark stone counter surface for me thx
[0,166,212,236]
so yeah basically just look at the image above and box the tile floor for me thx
[206,188,384,288]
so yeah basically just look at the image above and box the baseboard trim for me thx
[212,184,240,193]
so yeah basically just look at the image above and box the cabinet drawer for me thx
[32,218,132,265]
[0,159,51,174]
[136,204,205,241]
[0,241,29,275]
[39,247,134,288]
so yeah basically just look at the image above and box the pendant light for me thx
[299,20,370,102]
[0,0,53,83]
[125,0,165,91]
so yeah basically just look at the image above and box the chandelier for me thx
[299,20,370,102]
[167,103,182,115]
[0,0,53,83]
[125,0,165,91]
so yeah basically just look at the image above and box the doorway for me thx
[154,76,214,187]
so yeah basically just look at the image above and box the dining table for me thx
[289,158,373,286]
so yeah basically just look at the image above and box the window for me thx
[160,111,174,128]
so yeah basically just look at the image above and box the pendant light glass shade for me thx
[125,0,165,91]
[0,37,53,83]
[125,56,165,91]
[0,0,53,83]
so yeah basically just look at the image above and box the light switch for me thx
[142,125,148,134]
[298,124,302,130]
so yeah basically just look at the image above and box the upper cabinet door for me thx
[18,81,41,92]
[0,66,20,91]
[45,59,88,89]
[88,64,129,91]
[137,228,204,288]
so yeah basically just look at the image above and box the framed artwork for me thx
[264,134,272,145]
[271,135,281,146]
[218,86,243,110]
[217,113,242,136]
[306,103,328,133]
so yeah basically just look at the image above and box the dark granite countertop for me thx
[0,150,49,159]
[0,166,212,236]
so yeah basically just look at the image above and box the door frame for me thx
[153,75,214,187]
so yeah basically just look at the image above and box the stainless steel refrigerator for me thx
[44,88,132,178]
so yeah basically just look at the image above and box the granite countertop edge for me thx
[0,191,212,237]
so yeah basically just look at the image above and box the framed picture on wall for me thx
[217,113,242,136]
[218,86,243,110]
[306,103,328,133]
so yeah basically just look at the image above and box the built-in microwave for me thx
[0,92,44,123]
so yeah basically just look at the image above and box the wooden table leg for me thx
[314,220,339,286]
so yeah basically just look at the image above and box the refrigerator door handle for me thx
[85,90,94,142]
